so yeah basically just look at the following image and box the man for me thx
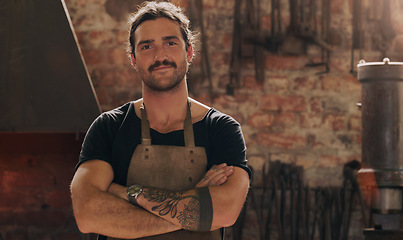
[70,1,251,239]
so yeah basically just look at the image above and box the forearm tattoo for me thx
[143,187,213,231]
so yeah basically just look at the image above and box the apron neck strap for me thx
[140,101,195,147]
[184,101,195,147]
[140,104,151,145]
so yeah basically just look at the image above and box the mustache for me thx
[148,60,177,72]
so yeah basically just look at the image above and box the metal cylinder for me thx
[357,58,403,214]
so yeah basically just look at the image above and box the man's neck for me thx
[141,82,189,133]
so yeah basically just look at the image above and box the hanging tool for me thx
[196,0,213,101]
[227,0,242,95]
[267,0,283,52]
[253,0,265,83]
[243,0,265,83]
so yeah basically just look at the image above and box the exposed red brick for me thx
[213,95,235,109]
[203,0,217,8]
[265,55,308,70]
[329,29,343,46]
[117,29,130,45]
[95,69,117,87]
[210,51,231,69]
[230,112,245,125]
[309,97,323,113]
[108,48,129,65]
[272,112,297,129]
[259,15,271,31]
[330,0,345,14]
[266,75,290,92]
[247,112,271,128]
[94,87,109,106]
[321,74,341,91]
[243,75,264,90]
[299,113,322,129]
[171,0,188,8]
[295,154,317,169]
[81,49,105,66]
[348,114,362,131]
[88,30,114,47]
[318,155,341,167]
[257,132,306,149]
[329,57,351,72]
[342,73,361,93]
[119,68,141,87]
[261,94,307,112]
[293,76,317,91]
[323,113,346,131]
[243,133,258,147]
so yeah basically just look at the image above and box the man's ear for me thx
[130,54,137,69]
[186,45,193,63]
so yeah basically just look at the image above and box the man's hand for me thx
[196,163,234,188]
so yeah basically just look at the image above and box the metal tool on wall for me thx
[350,0,397,75]
[350,0,363,75]
[196,0,213,100]
[187,0,213,100]
[243,0,265,83]
[228,0,334,94]
[227,0,242,95]
[296,0,331,73]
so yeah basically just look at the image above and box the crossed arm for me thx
[70,160,250,239]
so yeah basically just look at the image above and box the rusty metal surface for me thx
[0,0,100,132]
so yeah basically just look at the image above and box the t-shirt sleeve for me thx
[208,112,252,178]
[76,112,118,171]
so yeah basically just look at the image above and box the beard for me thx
[138,59,188,92]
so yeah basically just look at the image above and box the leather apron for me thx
[108,102,221,240]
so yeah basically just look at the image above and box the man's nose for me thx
[154,46,168,62]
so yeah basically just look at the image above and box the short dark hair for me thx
[127,1,197,58]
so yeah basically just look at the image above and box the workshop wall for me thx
[64,0,403,187]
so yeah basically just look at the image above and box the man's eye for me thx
[167,41,177,46]
[141,45,151,50]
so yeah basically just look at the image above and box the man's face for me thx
[132,18,193,92]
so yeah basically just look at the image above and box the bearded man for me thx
[71,1,251,239]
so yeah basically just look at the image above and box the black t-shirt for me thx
[78,101,252,185]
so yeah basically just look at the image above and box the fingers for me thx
[195,163,234,188]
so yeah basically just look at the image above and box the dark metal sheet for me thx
[0,0,101,132]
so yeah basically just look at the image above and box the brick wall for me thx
[64,0,403,187]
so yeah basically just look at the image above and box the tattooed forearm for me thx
[177,197,200,230]
[144,189,192,218]
[142,187,213,231]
